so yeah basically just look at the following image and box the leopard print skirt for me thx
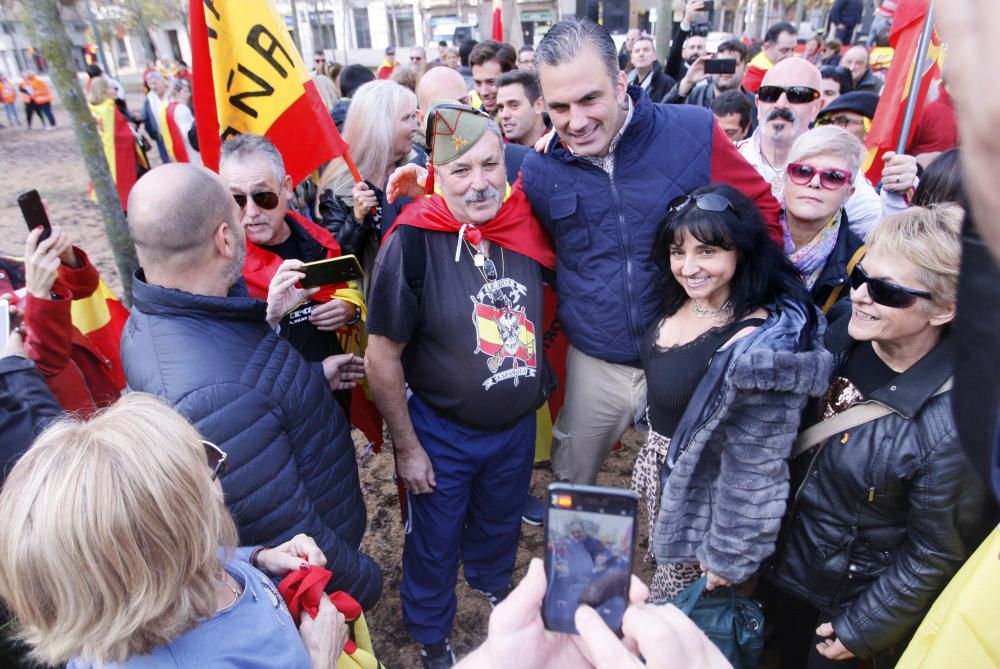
[651,561,702,602]
[629,422,670,561]
[631,424,703,603]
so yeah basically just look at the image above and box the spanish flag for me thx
[159,101,190,163]
[71,278,130,391]
[472,303,537,368]
[89,99,146,210]
[190,0,347,184]
[863,0,944,184]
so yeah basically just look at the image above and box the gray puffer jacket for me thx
[653,297,834,583]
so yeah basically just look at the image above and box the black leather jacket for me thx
[768,320,988,663]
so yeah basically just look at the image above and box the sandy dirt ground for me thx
[0,87,654,669]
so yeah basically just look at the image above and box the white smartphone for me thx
[0,299,9,348]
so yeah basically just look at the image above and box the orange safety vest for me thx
[0,79,14,104]
[28,77,51,104]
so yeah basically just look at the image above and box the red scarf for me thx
[242,211,344,301]
[278,567,363,653]
[385,178,555,270]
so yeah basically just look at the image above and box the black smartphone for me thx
[542,483,638,635]
[705,58,737,75]
[702,0,714,12]
[17,189,51,242]
[299,255,364,288]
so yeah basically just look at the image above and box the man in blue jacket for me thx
[120,163,382,609]
[525,18,781,484]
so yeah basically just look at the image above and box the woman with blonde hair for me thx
[0,393,348,669]
[767,205,989,668]
[316,80,419,286]
[88,77,148,210]
[780,126,866,319]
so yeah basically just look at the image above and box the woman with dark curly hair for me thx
[631,183,833,603]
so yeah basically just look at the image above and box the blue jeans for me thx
[400,393,535,645]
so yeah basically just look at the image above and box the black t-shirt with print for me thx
[367,225,544,428]
[261,216,344,363]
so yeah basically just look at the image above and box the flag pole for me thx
[895,0,936,154]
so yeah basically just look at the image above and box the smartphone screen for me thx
[299,255,364,288]
[705,58,737,75]
[17,190,51,243]
[542,483,638,635]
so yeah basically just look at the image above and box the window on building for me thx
[310,10,337,50]
[387,8,416,48]
[354,7,371,49]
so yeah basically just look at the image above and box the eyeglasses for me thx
[817,115,866,129]
[849,264,932,308]
[410,56,423,62]
[232,191,279,210]
[786,163,852,190]
[667,192,738,216]
[756,85,821,104]
[202,440,228,481]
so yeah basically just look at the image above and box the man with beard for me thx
[119,163,382,610]
[738,57,884,237]
[664,39,757,131]
[366,106,555,669]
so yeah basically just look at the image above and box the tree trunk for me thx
[655,0,672,62]
[23,0,139,303]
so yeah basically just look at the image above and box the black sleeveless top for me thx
[641,316,767,438]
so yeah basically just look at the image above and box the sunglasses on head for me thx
[667,192,738,216]
[850,264,932,308]
[202,440,228,481]
[232,191,279,210]
[787,163,852,190]
[757,85,820,104]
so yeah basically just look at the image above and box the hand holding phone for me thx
[17,190,51,243]
[704,58,737,75]
[299,255,364,288]
[542,483,638,635]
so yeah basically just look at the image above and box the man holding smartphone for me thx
[218,135,362,368]
[663,39,757,132]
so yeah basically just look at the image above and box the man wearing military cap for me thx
[365,105,555,669]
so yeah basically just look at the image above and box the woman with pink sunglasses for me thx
[780,126,866,320]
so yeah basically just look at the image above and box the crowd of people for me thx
[1,1,997,667]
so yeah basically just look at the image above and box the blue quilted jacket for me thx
[121,274,383,609]
[521,86,715,365]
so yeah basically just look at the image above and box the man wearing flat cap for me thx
[815,90,880,143]
[365,105,555,669]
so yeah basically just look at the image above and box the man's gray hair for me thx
[219,134,287,182]
[535,18,620,84]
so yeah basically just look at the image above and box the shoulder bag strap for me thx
[793,377,953,458]
[821,244,867,315]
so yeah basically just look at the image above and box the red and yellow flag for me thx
[159,101,191,163]
[89,99,147,209]
[189,0,347,184]
[71,279,130,391]
[492,0,503,41]
[864,0,944,183]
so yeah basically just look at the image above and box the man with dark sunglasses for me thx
[738,57,885,239]
[120,162,382,611]
[219,135,363,379]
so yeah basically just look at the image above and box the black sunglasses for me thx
[667,192,738,216]
[232,191,279,210]
[203,440,228,481]
[850,264,932,308]
[756,85,821,104]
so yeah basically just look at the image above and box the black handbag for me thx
[670,576,765,669]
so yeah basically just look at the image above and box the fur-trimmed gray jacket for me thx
[652,297,834,584]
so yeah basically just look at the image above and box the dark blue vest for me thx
[522,86,716,365]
